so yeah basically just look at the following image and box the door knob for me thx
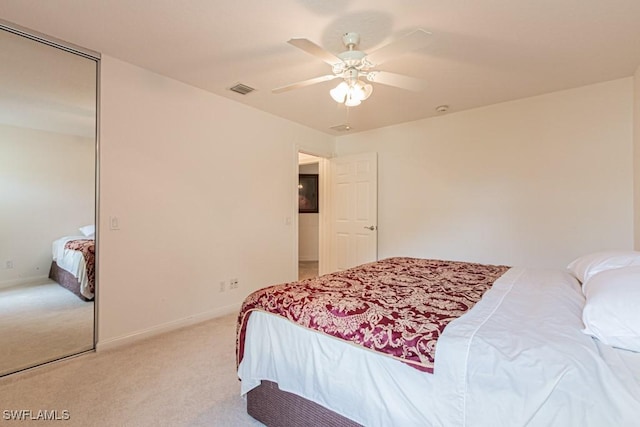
[364,225,377,231]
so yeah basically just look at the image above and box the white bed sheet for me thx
[51,235,93,299]
[238,267,640,426]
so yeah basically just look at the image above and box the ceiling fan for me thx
[273,29,431,107]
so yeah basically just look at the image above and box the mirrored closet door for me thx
[0,22,98,376]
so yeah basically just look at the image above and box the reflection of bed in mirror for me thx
[49,234,95,301]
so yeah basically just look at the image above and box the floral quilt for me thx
[237,257,509,373]
[64,239,95,295]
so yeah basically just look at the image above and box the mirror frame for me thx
[0,18,100,375]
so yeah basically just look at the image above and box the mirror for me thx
[0,24,98,376]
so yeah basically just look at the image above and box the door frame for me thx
[292,149,378,278]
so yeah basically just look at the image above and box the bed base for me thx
[48,261,92,301]
[247,380,361,427]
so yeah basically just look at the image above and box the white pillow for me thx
[78,224,95,238]
[567,251,640,283]
[582,267,640,352]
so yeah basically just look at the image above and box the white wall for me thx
[0,123,94,287]
[335,78,634,269]
[98,56,333,346]
[298,162,319,261]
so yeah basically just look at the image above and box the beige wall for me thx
[634,65,640,249]
[335,78,634,269]
[98,56,333,347]
[0,124,94,287]
[96,55,637,346]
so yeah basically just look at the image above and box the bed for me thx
[236,256,640,426]
[49,235,95,301]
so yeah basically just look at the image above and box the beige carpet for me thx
[0,279,94,376]
[0,313,263,426]
[298,261,318,280]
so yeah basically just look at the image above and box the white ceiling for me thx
[1,0,640,136]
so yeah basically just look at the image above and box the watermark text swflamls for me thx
[3,409,70,421]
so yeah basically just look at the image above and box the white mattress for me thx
[238,267,640,426]
[51,235,93,299]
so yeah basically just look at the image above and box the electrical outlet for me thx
[230,278,239,289]
[219,281,226,292]
[5,260,13,269]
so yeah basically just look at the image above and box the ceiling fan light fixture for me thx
[330,80,373,106]
[344,94,361,107]
[358,82,373,100]
[330,81,349,103]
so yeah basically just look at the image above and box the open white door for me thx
[328,152,378,272]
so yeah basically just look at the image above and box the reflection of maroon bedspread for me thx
[237,257,509,373]
[64,239,95,295]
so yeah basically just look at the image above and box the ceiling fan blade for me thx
[288,38,341,65]
[365,71,428,92]
[366,29,431,66]
[272,74,340,93]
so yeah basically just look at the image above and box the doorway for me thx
[298,152,322,280]
[295,151,378,279]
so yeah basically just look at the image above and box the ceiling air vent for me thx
[229,83,255,95]
[330,124,352,132]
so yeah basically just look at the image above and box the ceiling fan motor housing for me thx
[337,50,367,67]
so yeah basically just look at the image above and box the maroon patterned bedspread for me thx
[64,239,95,295]
[237,257,509,373]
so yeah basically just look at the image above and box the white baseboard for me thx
[95,303,241,352]
[0,274,49,290]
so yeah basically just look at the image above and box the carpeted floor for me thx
[298,261,318,280]
[0,279,94,376]
[0,313,263,426]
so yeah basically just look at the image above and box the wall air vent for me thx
[229,83,255,95]
[330,124,352,132]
